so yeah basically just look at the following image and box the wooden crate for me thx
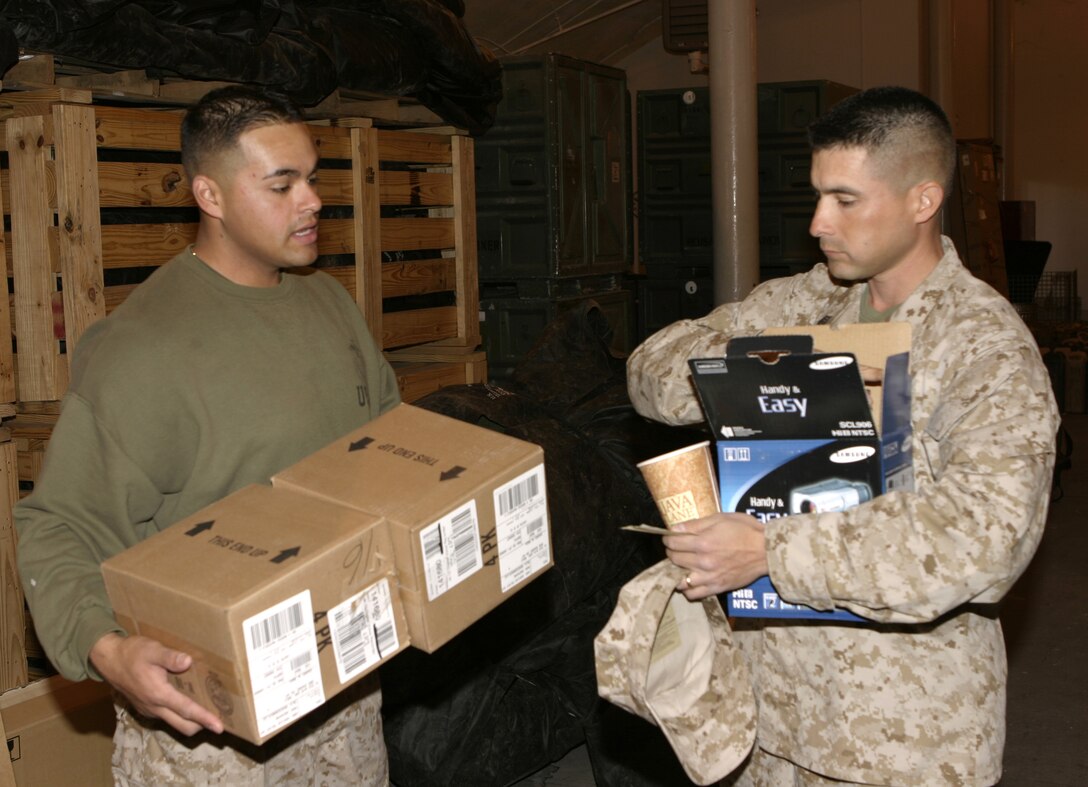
[0,419,25,694]
[1,99,481,403]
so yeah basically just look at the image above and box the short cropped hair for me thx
[808,86,956,195]
[181,85,305,179]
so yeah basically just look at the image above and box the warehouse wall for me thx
[617,0,1088,312]
[1001,0,1088,312]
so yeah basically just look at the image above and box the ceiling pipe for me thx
[507,0,651,55]
[708,0,760,304]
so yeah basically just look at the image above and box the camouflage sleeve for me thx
[626,271,840,425]
[765,330,1059,624]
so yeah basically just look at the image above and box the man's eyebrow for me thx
[262,165,319,180]
[813,184,863,197]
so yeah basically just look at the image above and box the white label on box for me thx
[328,578,400,684]
[243,590,324,738]
[419,499,483,601]
[494,464,550,592]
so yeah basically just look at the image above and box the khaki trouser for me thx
[112,674,387,786]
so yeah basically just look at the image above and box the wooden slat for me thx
[381,259,455,298]
[0,439,26,694]
[53,104,107,363]
[379,171,453,206]
[391,358,484,404]
[100,223,197,268]
[15,437,46,486]
[103,284,137,314]
[355,126,383,340]
[91,105,185,151]
[313,218,356,256]
[382,306,458,350]
[449,135,480,347]
[376,130,452,165]
[97,161,191,208]
[56,69,160,97]
[1,160,56,214]
[308,124,354,160]
[314,169,353,206]
[8,114,66,401]
[2,54,56,87]
[0,165,15,403]
[379,217,455,252]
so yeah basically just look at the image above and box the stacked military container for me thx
[757,80,858,280]
[635,87,715,340]
[634,80,858,341]
[475,54,633,382]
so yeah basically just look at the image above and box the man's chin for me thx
[827,259,861,280]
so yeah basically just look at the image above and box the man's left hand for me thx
[663,513,769,600]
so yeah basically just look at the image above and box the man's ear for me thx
[915,181,944,224]
[190,174,224,219]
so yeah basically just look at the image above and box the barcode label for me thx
[451,508,477,578]
[329,579,400,684]
[493,464,550,593]
[248,600,305,650]
[243,590,324,738]
[420,501,483,601]
[497,473,541,516]
[422,528,443,561]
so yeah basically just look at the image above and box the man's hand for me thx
[90,632,224,736]
[663,513,769,600]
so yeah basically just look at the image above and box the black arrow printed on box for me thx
[349,436,374,452]
[186,520,214,536]
[271,547,301,564]
[440,465,465,481]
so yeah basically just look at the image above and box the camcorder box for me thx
[689,322,912,621]
[101,483,407,744]
[273,402,552,652]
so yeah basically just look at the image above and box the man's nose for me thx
[809,200,830,238]
[301,181,322,215]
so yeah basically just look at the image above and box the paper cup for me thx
[637,441,721,527]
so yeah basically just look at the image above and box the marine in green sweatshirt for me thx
[14,249,401,682]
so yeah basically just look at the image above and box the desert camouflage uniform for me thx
[112,674,387,786]
[627,238,1059,785]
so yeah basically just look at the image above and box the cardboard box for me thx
[689,322,912,621]
[273,403,552,652]
[0,676,115,786]
[102,484,407,744]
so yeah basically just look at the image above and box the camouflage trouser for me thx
[112,674,387,786]
[725,747,867,786]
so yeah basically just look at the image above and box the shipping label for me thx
[420,499,484,601]
[328,578,400,684]
[494,464,550,592]
[243,590,324,738]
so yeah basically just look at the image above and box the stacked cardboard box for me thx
[103,403,552,744]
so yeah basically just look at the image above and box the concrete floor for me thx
[514,414,1088,786]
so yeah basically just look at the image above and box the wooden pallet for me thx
[0,97,480,402]
[1,52,446,126]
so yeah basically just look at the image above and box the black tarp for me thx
[0,0,501,133]
[384,303,710,785]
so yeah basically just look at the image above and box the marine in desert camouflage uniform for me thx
[627,86,1059,785]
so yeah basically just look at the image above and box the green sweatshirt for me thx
[14,250,401,681]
